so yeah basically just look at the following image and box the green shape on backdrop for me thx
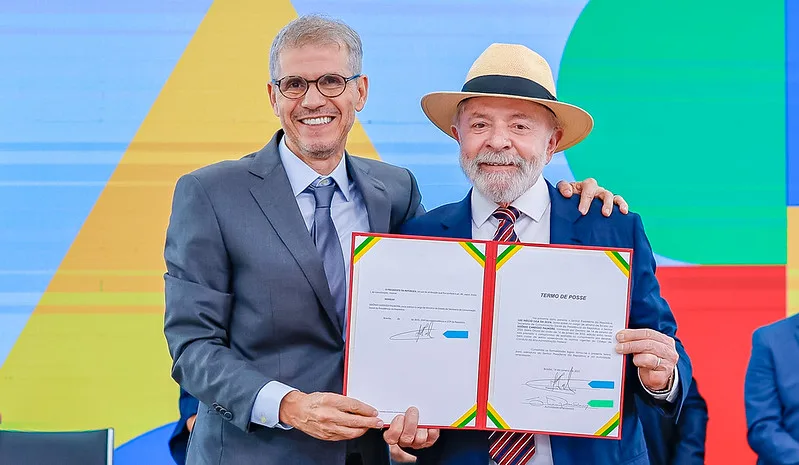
[558,0,785,264]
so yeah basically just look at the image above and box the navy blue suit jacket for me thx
[745,314,799,465]
[399,182,692,465]
[168,388,200,465]
[636,377,707,465]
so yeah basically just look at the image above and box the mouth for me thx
[299,116,335,126]
[479,162,518,169]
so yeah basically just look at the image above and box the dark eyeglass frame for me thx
[272,73,362,99]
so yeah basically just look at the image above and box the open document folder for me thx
[343,233,632,439]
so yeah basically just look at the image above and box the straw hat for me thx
[421,43,594,152]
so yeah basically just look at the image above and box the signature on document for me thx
[389,321,436,342]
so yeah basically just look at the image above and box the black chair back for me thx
[0,428,113,465]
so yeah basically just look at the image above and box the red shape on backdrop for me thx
[655,265,786,465]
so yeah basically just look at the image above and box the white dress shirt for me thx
[249,137,370,428]
[472,176,679,465]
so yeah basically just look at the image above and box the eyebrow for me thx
[466,111,536,122]
[508,113,536,122]
[466,112,490,120]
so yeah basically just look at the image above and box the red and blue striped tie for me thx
[489,430,536,465]
[490,205,535,465]
[492,206,521,243]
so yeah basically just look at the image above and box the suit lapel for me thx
[348,156,391,233]
[248,131,341,334]
[440,193,474,239]
[547,181,583,246]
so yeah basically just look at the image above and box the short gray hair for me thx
[269,15,363,79]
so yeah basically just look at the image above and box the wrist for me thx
[186,414,197,432]
[647,370,675,393]
[278,390,303,426]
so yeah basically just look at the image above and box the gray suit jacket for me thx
[163,130,424,464]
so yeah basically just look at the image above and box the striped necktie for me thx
[490,205,536,464]
[492,206,521,242]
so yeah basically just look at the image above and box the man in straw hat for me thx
[388,43,691,465]
[164,14,631,464]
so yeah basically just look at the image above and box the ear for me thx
[451,110,464,142]
[355,74,369,112]
[267,82,280,117]
[451,125,461,143]
[546,127,564,163]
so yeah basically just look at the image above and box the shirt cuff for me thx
[639,367,680,403]
[250,381,297,429]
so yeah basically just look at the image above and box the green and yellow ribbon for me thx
[594,411,621,436]
[604,250,630,278]
[352,236,381,264]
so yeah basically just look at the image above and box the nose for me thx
[301,84,326,109]
[486,126,511,152]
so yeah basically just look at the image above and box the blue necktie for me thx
[309,177,346,327]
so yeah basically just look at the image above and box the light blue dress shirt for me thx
[249,137,370,428]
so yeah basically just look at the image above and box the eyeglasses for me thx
[272,73,361,99]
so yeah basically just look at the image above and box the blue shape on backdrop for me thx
[0,1,213,367]
[114,422,176,465]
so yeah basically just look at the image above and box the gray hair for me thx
[269,15,363,79]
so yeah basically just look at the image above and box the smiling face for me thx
[453,96,563,205]
[268,43,368,168]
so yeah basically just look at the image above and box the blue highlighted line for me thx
[443,330,469,339]
[588,380,615,389]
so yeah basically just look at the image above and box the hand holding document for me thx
[343,234,632,439]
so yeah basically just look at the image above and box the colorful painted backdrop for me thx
[0,1,795,464]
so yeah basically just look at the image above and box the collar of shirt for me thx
[278,135,352,200]
[471,175,551,228]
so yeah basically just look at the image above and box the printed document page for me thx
[486,245,631,438]
[345,235,487,427]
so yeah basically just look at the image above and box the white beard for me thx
[460,149,545,205]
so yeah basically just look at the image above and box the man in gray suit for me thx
[163,15,626,465]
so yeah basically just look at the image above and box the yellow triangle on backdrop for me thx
[0,0,380,445]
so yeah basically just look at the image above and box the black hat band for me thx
[461,74,556,101]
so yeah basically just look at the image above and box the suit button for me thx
[212,402,219,408]
[223,411,233,421]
